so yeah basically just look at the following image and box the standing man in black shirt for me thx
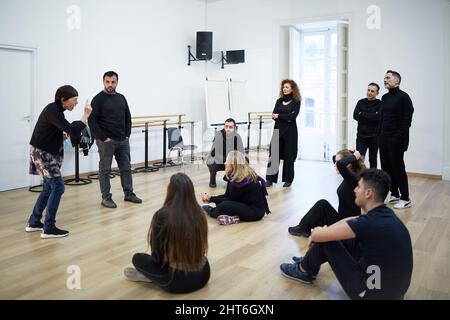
[89,71,142,208]
[353,83,382,168]
[379,70,414,209]
[280,169,413,300]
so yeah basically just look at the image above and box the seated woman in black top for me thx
[202,151,270,225]
[288,149,365,237]
[124,173,210,294]
[26,85,92,238]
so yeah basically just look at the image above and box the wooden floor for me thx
[0,153,449,300]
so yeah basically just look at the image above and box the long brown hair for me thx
[279,79,301,102]
[148,173,208,272]
[336,149,366,173]
[226,151,258,183]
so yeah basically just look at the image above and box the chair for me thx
[167,127,197,167]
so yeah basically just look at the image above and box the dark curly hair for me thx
[279,79,301,102]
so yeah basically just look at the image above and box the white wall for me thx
[0,0,208,177]
[205,0,449,176]
[1,0,448,177]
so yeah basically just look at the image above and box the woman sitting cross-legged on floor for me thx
[288,149,365,237]
[201,151,270,225]
[124,172,210,294]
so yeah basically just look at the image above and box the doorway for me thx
[0,45,36,191]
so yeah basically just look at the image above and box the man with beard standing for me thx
[89,71,142,208]
[379,70,414,209]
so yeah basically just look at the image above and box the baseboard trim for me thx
[407,172,442,180]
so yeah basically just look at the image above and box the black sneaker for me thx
[102,198,117,208]
[283,182,292,187]
[25,222,44,232]
[266,181,273,187]
[124,194,142,204]
[41,227,69,239]
[288,225,311,238]
[209,183,217,188]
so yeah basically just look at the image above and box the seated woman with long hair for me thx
[124,173,210,294]
[288,149,365,237]
[202,151,270,225]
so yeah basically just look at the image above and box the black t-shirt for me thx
[347,204,413,298]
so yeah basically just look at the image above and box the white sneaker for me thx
[394,200,412,209]
[385,195,400,204]
[123,267,152,283]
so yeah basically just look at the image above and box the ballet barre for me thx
[132,119,197,167]
[246,112,272,152]
[132,119,170,173]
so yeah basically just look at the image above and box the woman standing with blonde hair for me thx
[266,79,301,188]
[202,151,270,225]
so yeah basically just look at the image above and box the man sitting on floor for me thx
[280,168,413,300]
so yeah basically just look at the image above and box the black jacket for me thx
[207,129,244,165]
[88,91,131,141]
[353,98,382,138]
[29,102,85,155]
[210,177,270,215]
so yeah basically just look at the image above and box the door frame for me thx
[0,43,38,188]
[299,28,337,161]
[273,12,355,157]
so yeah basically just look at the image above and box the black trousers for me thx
[356,136,378,168]
[207,163,225,185]
[266,133,296,183]
[301,240,368,299]
[266,160,294,184]
[379,135,410,201]
[296,199,341,232]
[301,240,407,300]
[210,201,265,222]
[132,253,210,294]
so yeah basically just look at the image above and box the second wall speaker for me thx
[196,31,212,60]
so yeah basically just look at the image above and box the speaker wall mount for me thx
[187,45,204,65]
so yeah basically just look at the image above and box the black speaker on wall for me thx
[226,50,245,64]
[196,31,212,60]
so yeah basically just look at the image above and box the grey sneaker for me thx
[123,267,152,283]
[102,198,117,208]
[291,256,319,279]
[280,262,313,284]
[124,194,142,204]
